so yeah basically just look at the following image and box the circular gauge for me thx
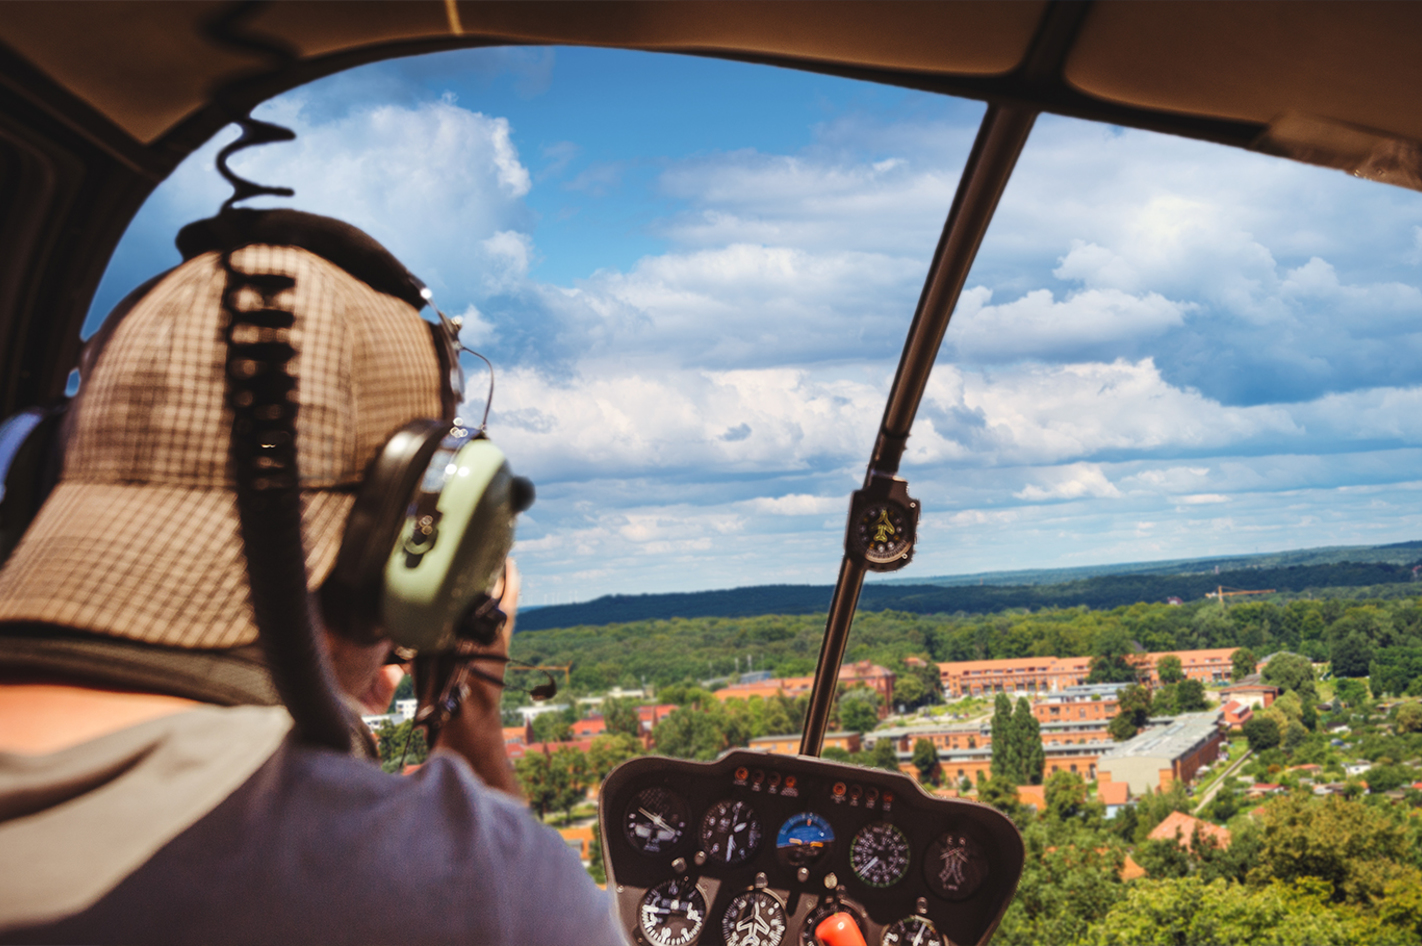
[700,799,763,866]
[852,500,912,565]
[721,890,788,946]
[638,877,707,946]
[624,787,690,855]
[776,812,836,867]
[922,831,987,901]
[850,822,910,888]
[799,903,864,946]
[881,916,945,946]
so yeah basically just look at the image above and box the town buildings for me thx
[1096,711,1225,794]
[713,660,896,718]
[937,647,1238,698]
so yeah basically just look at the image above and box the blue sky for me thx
[93,46,1422,606]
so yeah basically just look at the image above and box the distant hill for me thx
[876,540,1422,587]
[516,549,1422,631]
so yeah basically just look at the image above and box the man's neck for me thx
[0,683,201,754]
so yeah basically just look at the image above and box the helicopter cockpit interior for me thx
[4,4,1422,945]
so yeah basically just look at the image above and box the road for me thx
[1193,745,1252,814]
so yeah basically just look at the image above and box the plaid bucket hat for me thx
[0,212,444,701]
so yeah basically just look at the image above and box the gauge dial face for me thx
[776,812,836,867]
[639,877,707,946]
[624,787,689,855]
[853,501,911,564]
[923,832,987,901]
[881,916,945,946]
[850,822,910,888]
[721,890,788,946]
[700,799,763,866]
[799,903,863,946]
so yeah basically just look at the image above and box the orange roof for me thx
[937,656,1090,674]
[1017,785,1047,809]
[1145,648,1237,665]
[502,726,527,745]
[1098,781,1130,806]
[1121,854,1147,882]
[1147,811,1231,851]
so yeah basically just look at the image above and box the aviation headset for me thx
[0,208,534,655]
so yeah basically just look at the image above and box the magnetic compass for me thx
[638,877,707,946]
[721,890,788,946]
[700,799,762,866]
[849,822,910,888]
[844,476,919,572]
[624,786,689,855]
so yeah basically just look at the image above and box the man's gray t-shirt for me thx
[0,706,628,945]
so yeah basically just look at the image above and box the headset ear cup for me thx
[322,419,451,642]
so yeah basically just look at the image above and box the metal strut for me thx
[798,105,1038,757]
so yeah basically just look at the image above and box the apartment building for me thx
[938,647,1238,699]
[1032,683,1121,723]
[1096,711,1225,794]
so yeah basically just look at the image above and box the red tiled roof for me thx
[1098,781,1130,806]
[1147,811,1231,851]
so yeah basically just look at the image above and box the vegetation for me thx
[990,694,1045,785]
[510,594,1422,698]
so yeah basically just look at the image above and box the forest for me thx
[508,592,1422,698]
[516,559,1422,631]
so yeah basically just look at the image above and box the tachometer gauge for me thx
[776,812,835,867]
[624,786,689,855]
[700,799,763,866]
[850,822,910,888]
[639,877,707,946]
[721,890,788,946]
[881,916,945,946]
[923,832,987,901]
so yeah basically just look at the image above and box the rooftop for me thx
[1099,711,1223,763]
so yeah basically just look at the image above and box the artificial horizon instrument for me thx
[3,3,1422,944]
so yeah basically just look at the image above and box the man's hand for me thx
[432,559,523,798]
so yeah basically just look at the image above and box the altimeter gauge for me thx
[849,822,910,888]
[625,786,690,855]
[721,890,788,946]
[881,916,945,946]
[700,799,763,866]
[844,475,919,572]
[639,877,707,946]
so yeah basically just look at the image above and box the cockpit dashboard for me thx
[599,751,1023,946]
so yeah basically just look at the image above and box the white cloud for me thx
[1014,464,1122,502]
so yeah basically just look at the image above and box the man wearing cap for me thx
[0,212,628,944]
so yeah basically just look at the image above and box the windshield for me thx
[93,44,1422,944]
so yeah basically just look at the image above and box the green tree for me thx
[1044,771,1088,822]
[1108,713,1138,742]
[838,687,882,734]
[1250,793,1413,904]
[1330,633,1374,678]
[530,711,572,744]
[587,732,640,785]
[1013,697,1045,785]
[1334,678,1370,707]
[1232,647,1258,681]
[911,737,940,784]
[1262,653,1316,696]
[373,718,428,774]
[1176,678,1208,712]
[1157,654,1185,684]
[652,705,729,760]
[515,750,568,821]
[602,697,642,738]
[1395,701,1422,733]
[990,693,1020,782]
[892,672,926,710]
[550,746,590,821]
[868,737,901,772]
[1243,716,1281,752]
[1088,628,1140,684]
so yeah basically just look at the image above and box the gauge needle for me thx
[912,923,927,946]
[640,808,673,832]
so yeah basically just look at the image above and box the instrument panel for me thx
[600,751,1024,946]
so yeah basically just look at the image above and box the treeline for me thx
[509,594,1422,698]
[517,561,1422,631]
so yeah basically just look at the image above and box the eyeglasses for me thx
[410,277,496,434]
